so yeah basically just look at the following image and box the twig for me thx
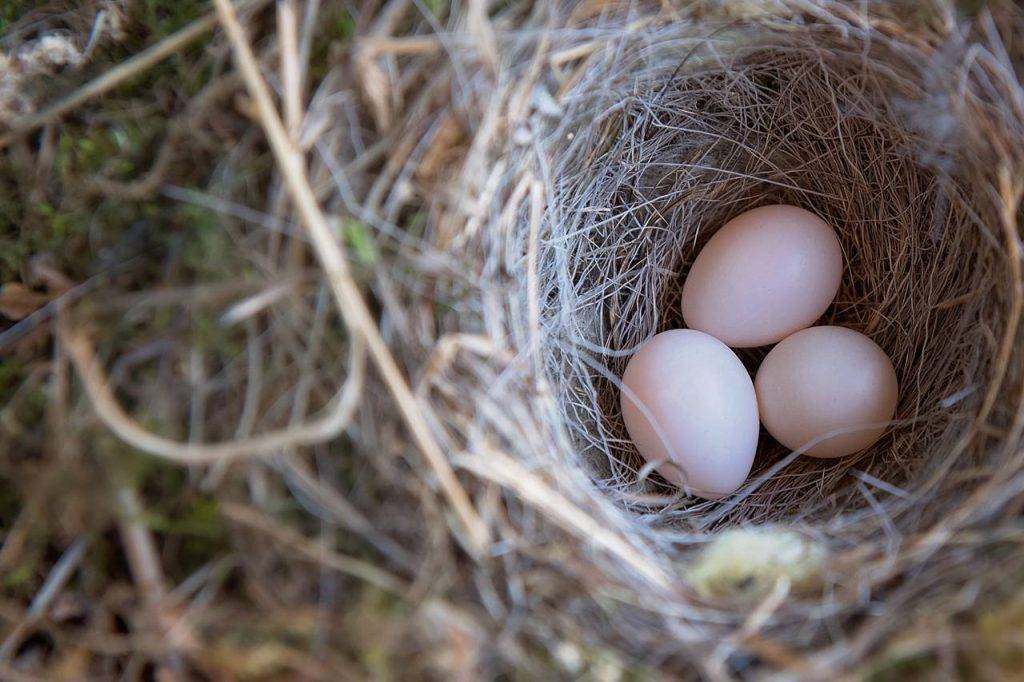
[277,0,309,277]
[357,35,442,56]
[0,537,88,663]
[277,0,303,141]
[457,448,672,591]
[114,484,197,673]
[116,486,169,609]
[60,315,367,464]
[84,75,241,200]
[211,0,490,554]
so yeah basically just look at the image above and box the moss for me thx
[189,310,246,358]
[333,7,357,42]
[306,5,357,81]
[0,358,29,399]
[0,0,219,281]
[0,364,47,437]
[2,88,240,284]
[105,443,232,577]
[0,185,28,281]
[143,495,222,537]
[687,527,827,600]
[865,651,941,682]
[178,204,232,268]
[2,0,384,674]
[2,558,38,594]
[55,122,162,179]
[349,588,407,677]
[114,1,217,97]
[425,0,450,18]
[343,219,377,265]
[970,592,1024,673]
[139,0,210,36]
[0,518,46,599]
[955,0,988,18]
[148,495,230,574]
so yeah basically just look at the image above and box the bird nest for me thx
[373,2,1024,675]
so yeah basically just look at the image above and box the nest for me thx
[548,14,1014,528]
[18,0,1024,678]
[348,2,1024,675]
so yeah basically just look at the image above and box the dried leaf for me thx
[0,282,49,320]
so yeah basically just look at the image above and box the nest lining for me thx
[539,25,1017,538]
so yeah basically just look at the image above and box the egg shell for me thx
[755,325,898,458]
[620,329,759,498]
[681,205,843,348]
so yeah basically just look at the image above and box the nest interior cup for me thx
[540,20,1020,533]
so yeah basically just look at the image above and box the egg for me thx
[620,329,759,498]
[681,205,843,348]
[754,326,898,458]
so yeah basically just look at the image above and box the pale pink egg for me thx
[755,326,898,458]
[681,205,843,348]
[621,330,759,498]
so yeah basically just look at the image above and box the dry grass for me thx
[4,0,1024,679]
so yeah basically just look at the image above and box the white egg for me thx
[755,326,898,458]
[681,205,843,347]
[620,330,759,499]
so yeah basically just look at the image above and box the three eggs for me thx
[621,205,898,499]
